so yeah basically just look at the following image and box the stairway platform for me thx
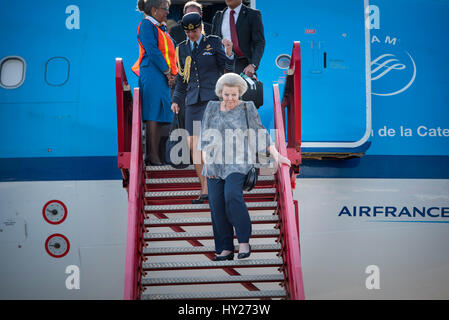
[141,274,285,286]
[142,258,283,271]
[144,229,280,241]
[142,243,282,256]
[141,289,287,300]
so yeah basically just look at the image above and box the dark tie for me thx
[229,9,244,57]
[192,41,198,57]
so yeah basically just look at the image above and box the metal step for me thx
[143,243,282,256]
[146,165,195,171]
[145,215,279,227]
[146,176,275,184]
[145,201,277,212]
[141,274,285,286]
[144,229,280,241]
[145,188,276,198]
[141,289,287,300]
[142,258,283,271]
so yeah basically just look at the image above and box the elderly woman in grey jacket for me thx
[199,73,290,261]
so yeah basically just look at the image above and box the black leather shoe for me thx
[145,158,163,166]
[237,245,251,259]
[192,194,208,204]
[213,252,234,261]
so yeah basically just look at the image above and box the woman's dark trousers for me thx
[206,173,252,254]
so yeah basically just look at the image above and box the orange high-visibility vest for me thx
[132,19,178,77]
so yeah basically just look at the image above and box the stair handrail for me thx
[115,58,133,189]
[123,88,145,300]
[272,41,305,299]
[273,83,305,300]
[282,41,302,175]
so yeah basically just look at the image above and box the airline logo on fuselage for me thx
[370,38,417,97]
[338,206,449,223]
[367,5,417,96]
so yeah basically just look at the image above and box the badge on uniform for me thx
[203,44,213,55]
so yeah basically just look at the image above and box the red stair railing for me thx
[115,58,133,190]
[123,87,145,300]
[116,58,145,299]
[272,41,305,300]
[273,83,305,300]
[281,41,302,185]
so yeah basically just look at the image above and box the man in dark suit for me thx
[169,0,212,45]
[211,0,265,77]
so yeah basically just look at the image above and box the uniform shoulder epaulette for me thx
[178,39,188,46]
[206,34,221,41]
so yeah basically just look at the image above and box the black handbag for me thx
[242,103,259,191]
[241,74,263,109]
[165,112,191,169]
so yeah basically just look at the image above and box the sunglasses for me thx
[158,7,170,13]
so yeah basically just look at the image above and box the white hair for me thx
[215,73,248,98]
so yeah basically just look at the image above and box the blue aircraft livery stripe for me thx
[0,156,121,182]
[299,155,449,179]
[0,155,448,182]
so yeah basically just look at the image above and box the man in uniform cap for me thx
[171,12,234,204]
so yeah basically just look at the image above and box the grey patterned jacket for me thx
[199,100,273,179]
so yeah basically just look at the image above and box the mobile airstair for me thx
[116,43,304,300]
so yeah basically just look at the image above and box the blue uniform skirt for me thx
[185,101,208,136]
[139,66,173,123]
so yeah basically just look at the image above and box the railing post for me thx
[116,58,125,154]
[294,200,299,238]
[292,42,301,153]
[284,42,302,170]
[116,58,133,190]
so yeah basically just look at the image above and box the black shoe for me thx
[238,245,251,259]
[213,252,234,261]
[145,158,163,166]
[192,194,208,204]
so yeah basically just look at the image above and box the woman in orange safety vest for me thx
[133,0,178,165]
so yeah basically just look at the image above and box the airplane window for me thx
[275,54,291,70]
[45,57,70,86]
[0,56,26,89]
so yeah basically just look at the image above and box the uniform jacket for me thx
[136,18,174,123]
[172,35,233,106]
[211,4,265,69]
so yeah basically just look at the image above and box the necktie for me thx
[193,41,198,57]
[229,9,244,57]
